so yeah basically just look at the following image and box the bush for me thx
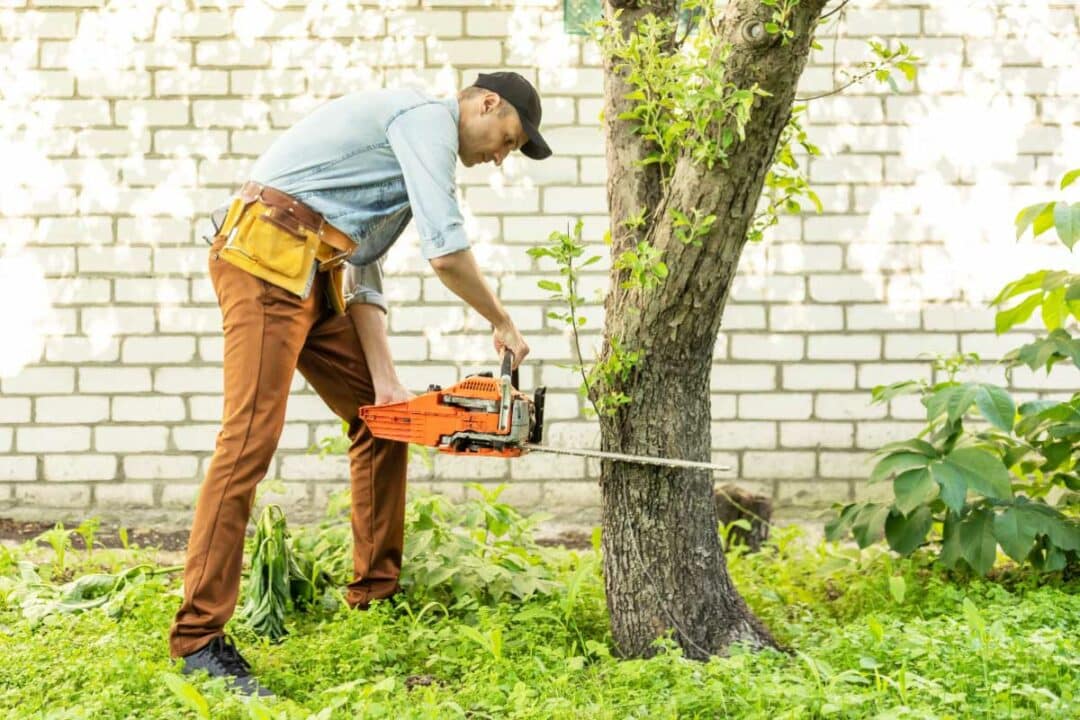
[828,170,1080,574]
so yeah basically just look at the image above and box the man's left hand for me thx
[374,381,414,405]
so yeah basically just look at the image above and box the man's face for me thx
[459,92,529,168]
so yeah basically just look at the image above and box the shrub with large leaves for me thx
[828,170,1080,575]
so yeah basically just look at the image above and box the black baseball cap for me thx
[471,71,552,160]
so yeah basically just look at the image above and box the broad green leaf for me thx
[940,513,963,569]
[1049,422,1080,439]
[852,504,890,548]
[161,674,210,719]
[1053,201,1080,250]
[993,506,1038,562]
[958,507,997,575]
[885,505,933,555]
[974,385,1015,432]
[537,280,562,293]
[1061,168,1080,189]
[946,383,980,425]
[1044,543,1068,572]
[871,380,922,404]
[1018,399,1062,417]
[995,293,1041,334]
[893,468,938,515]
[990,270,1047,306]
[825,503,860,541]
[870,452,931,484]
[1019,504,1080,551]
[1041,286,1067,330]
[880,438,938,457]
[930,461,967,514]
[1014,202,1050,239]
[1032,202,1057,237]
[943,448,1013,500]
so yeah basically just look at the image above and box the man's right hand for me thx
[492,322,529,369]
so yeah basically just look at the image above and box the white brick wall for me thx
[1,0,1078,521]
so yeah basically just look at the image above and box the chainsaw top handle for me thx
[501,349,520,389]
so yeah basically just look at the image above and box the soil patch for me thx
[0,517,190,552]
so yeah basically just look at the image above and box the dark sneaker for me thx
[181,635,274,697]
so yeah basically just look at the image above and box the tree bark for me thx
[599,0,830,659]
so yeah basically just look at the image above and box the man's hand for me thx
[492,322,529,369]
[374,380,414,406]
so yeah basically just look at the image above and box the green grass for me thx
[0,516,1077,719]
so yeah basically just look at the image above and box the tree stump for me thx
[714,484,772,552]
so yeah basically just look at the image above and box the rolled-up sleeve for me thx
[344,259,387,314]
[385,103,471,260]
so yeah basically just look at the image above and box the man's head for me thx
[457,72,552,168]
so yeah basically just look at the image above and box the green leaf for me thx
[852,504,890,548]
[974,385,1015,432]
[993,506,1039,562]
[1053,201,1080,250]
[995,293,1041,334]
[893,468,938,515]
[161,674,210,719]
[885,505,933,555]
[825,503,860,541]
[537,280,562,293]
[1015,202,1050,239]
[943,448,1013,500]
[958,507,997,575]
[870,452,931,484]
[1061,168,1080,189]
[871,380,922,404]
[940,512,962,569]
[930,461,968,514]
[990,270,1047,306]
[1020,504,1080,551]
[1041,286,1067,330]
[880,438,938,457]
[1032,202,1057,237]
[946,383,980,425]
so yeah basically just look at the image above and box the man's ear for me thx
[481,91,500,115]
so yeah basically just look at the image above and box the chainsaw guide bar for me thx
[358,352,731,472]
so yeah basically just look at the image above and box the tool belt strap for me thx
[238,180,357,270]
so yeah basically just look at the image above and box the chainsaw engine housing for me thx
[359,369,545,457]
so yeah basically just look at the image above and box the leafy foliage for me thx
[2,512,1078,718]
[528,221,640,417]
[829,171,1080,574]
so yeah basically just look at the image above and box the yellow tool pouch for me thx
[216,196,322,300]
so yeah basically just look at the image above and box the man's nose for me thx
[493,150,505,166]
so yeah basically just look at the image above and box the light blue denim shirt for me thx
[246,87,470,312]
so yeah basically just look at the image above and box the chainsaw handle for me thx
[501,350,519,389]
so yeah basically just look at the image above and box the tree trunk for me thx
[599,0,829,659]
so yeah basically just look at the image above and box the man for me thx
[169,71,552,696]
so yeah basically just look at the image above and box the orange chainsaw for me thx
[358,351,545,457]
[358,351,734,472]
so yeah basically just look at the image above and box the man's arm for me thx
[348,303,412,405]
[343,261,411,405]
[384,103,529,367]
[429,248,529,367]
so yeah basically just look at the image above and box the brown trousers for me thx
[168,236,408,658]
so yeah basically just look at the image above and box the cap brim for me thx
[519,117,552,160]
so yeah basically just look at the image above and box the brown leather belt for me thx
[239,180,357,270]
